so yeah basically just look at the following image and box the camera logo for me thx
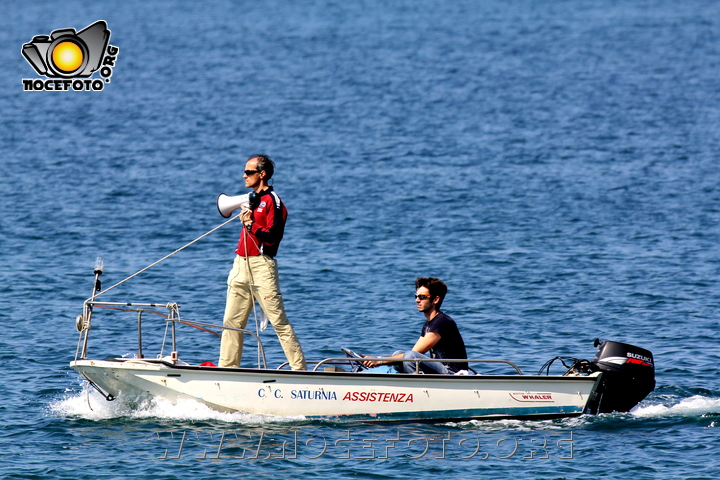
[22,20,119,91]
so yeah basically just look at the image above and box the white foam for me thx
[50,387,720,425]
[447,415,590,432]
[631,395,720,418]
[49,386,305,424]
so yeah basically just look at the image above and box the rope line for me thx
[241,214,265,365]
[94,214,240,298]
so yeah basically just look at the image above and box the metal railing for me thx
[75,299,523,375]
[75,300,268,369]
[299,357,524,374]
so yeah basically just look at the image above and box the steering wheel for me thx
[341,347,367,372]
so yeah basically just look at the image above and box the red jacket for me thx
[235,187,287,258]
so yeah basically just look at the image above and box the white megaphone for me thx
[217,193,250,218]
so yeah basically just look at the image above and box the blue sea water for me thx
[1,0,719,478]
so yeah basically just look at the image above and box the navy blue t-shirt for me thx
[421,312,468,372]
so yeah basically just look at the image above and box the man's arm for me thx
[411,332,441,354]
[362,333,441,368]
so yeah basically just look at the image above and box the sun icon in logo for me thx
[51,41,85,73]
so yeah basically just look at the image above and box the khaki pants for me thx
[219,255,306,370]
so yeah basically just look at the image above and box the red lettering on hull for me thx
[342,391,414,403]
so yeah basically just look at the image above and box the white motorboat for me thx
[70,265,655,423]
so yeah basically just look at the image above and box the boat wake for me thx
[631,394,720,419]
[445,393,720,432]
[49,385,306,424]
[50,384,719,428]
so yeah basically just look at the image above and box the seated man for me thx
[363,277,468,374]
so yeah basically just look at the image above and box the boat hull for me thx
[71,359,601,422]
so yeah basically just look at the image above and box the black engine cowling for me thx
[587,339,655,414]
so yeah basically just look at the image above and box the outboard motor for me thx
[588,339,655,414]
